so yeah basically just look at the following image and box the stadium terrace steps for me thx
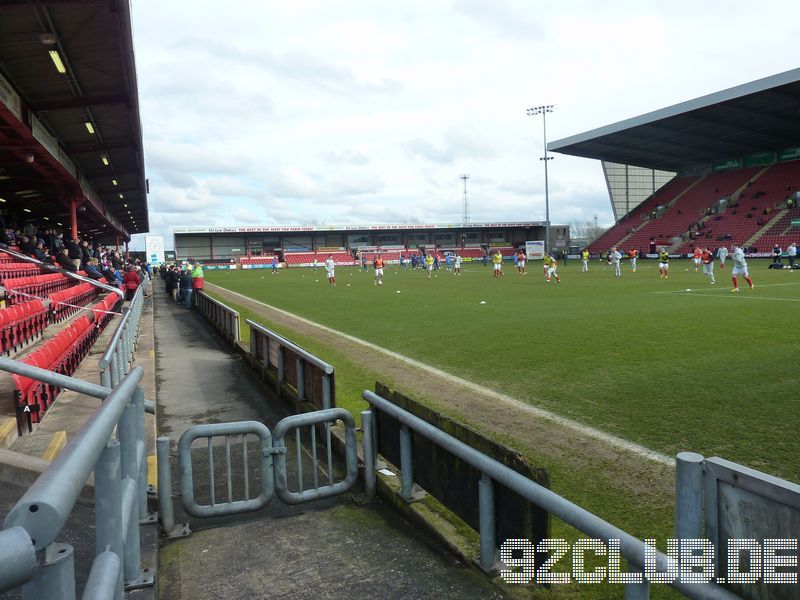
[586,175,701,253]
[752,207,800,249]
[588,162,800,254]
[744,208,789,248]
[0,288,122,429]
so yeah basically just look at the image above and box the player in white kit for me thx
[717,246,728,270]
[610,247,623,278]
[325,255,336,287]
[730,245,754,292]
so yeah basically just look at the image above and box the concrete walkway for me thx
[152,283,503,599]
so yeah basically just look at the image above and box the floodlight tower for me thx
[526,105,554,252]
[460,174,470,224]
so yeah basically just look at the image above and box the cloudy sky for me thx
[128,0,800,249]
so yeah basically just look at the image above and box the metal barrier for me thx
[248,319,335,411]
[99,284,145,388]
[272,409,358,505]
[362,390,740,600]
[174,408,357,518]
[194,291,240,342]
[0,245,125,300]
[0,358,154,599]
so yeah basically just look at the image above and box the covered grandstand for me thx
[173,221,571,265]
[550,67,800,256]
[0,1,150,427]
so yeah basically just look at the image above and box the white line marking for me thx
[653,292,800,302]
[208,283,675,467]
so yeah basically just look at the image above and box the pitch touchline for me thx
[208,283,674,467]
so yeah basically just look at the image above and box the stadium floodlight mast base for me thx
[526,105,554,253]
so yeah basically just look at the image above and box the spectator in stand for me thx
[80,240,92,266]
[122,265,140,301]
[84,258,103,281]
[19,235,48,262]
[22,220,37,239]
[65,237,82,270]
[56,247,78,272]
[110,250,123,271]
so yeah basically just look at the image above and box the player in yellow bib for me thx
[425,253,434,279]
[492,250,504,278]
[542,254,552,276]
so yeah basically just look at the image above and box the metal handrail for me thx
[5,368,144,548]
[247,319,334,374]
[362,390,740,600]
[194,291,240,341]
[0,355,154,414]
[0,246,124,299]
[0,362,152,598]
[99,284,145,388]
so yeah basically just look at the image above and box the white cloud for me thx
[127,0,800,250]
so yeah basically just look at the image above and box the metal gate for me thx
[177,408,358,518]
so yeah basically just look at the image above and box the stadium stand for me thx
[0,300,50,355]
[49,284,100,323]
[240,256,278,266]
[12,314,99,424]
[587,163,800,254]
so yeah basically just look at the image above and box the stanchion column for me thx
[94,441,124,600]
[361,410,376,498]
[675,452,704,539]
[22,542,75,600]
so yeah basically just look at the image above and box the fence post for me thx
[675,452,704,539]
[156,437,175,533]
[361,410,376,498]
[399,425,414,501]
[276,346,285,396]
[295,359,305,403]
[478,473,497,573]
[624,568,650,600]
[94,441,124,600]
[132,387,149,522]
[322,374,332,410]
[22,542,75,600]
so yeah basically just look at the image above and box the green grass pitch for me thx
[207,258,799,484]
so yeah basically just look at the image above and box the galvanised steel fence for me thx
[98,283,145,389]
[0,357,153,600]
[247,319,335,411]
[193,291,240,342]
[361,390,742,600]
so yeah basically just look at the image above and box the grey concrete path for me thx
[152,283,503,599]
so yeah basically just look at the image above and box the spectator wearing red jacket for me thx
[122,266,140,301]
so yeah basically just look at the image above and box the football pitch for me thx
[206,259,799,483]
[205,258,798,597]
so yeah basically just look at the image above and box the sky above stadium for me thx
[128,0,800,249]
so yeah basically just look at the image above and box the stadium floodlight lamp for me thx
[101,155,109,166]
[84,122,95,134]
[112,179,118,186]
[119,193,124,199]
[23,208,32,213]
[0,197,6,203]
[526,104,555,252]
